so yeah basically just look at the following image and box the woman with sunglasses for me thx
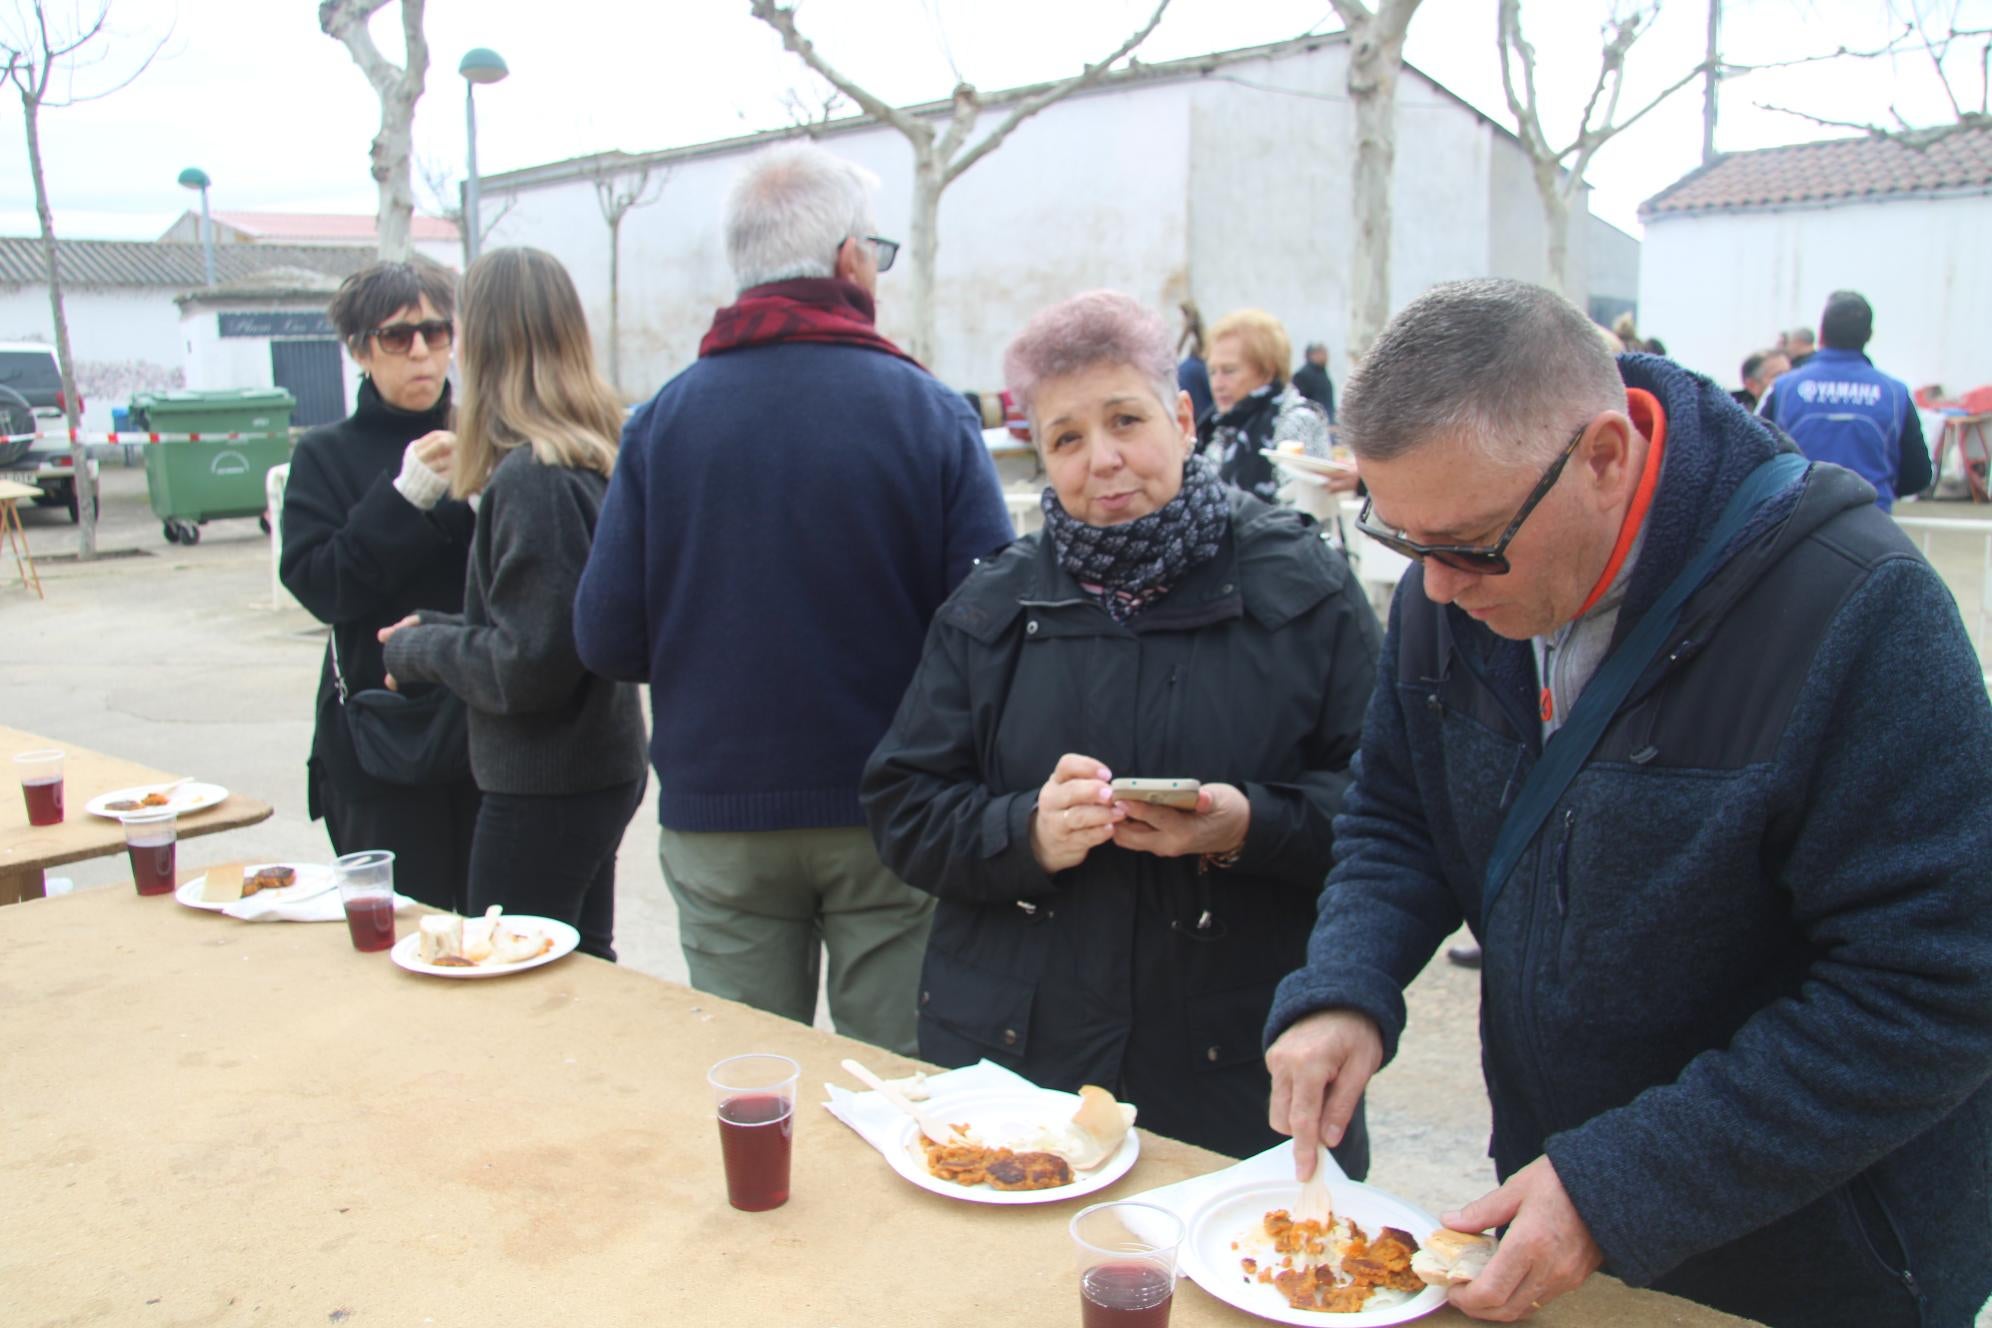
[862,291,1381,1164]
[377,248,646,962]
[281,261,480,912]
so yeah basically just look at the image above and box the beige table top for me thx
[0,477,40,501]
[0,888,1758,1327]
[0,724,272,876]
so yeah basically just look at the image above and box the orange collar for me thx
[1574,387,1667,618]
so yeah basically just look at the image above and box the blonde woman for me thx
[379,247,646,960]
[1197,307,1333,503]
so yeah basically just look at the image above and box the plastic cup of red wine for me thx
[707,1052,800,1212]
[333,849,397,953]
[120,809,177,896]
[14,749,64,827]
[1071,1201,1184,1328]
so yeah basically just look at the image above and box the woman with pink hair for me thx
[863,290,1380,1165]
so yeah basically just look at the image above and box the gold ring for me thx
[1530,1302,1542,1311]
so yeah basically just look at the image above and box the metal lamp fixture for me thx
[458,48,510,263]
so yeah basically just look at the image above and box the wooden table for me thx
[0,476,43,598]
[1931,412,1992,501]
[0,724,272,903]
[0,888,1760,1327]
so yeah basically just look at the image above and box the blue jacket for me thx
[1765,346,1929,510]
[1268,355,1992,1326]
[574,340,1014,831]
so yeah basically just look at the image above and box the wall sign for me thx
[219,312,334,338]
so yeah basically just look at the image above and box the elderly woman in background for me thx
[1198,307,1338,504]
[862,291,1379,1166]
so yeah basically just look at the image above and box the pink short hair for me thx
[1002,291,1178,434]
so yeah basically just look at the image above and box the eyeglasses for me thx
[364,319,454,356]
[838,235,899,273]
[1354,420,1590,576]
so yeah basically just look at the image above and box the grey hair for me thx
[1340,279,1625,468]
[723,143,879,290]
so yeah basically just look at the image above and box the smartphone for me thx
[1110,777,1201,809]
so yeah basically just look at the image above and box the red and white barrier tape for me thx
[0,428,301,445]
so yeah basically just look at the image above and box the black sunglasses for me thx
[838,234,899,273]
[1354,420,1590,576]
[365,319,454,356]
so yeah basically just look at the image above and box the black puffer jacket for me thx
[862,491,1379,1162]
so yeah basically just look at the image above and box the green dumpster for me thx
[128,388,296,545]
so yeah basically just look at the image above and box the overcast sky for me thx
[0,0,1980,240]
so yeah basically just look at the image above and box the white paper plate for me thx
[880,1087,1139,1205]
[389,915,580,979]
[174,862,334,912]
[87,781,228,819]
[1260,448,1356,478]
[1179,1179,1448,1326]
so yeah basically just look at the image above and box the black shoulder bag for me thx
[329,629,472,787]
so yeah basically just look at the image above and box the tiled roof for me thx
[213,210,460,243]
[0,238,383,291]
[1641,124,1992,217]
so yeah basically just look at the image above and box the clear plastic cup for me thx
[1071,1201,1183,1327]
[333,849,397,952]
[121,809,177,896]
[707,1053,800,1211]
[14,749,64,826]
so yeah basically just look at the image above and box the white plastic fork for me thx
[841,1058,968,1147]
[1297,1141,1334,1228]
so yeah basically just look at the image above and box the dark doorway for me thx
[271,340,345,427]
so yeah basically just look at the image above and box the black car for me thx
[0,342,93,522]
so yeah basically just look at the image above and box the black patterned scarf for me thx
[1041,457,1229,623]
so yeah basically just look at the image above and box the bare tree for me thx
[1,0,167,557]
[750,0,1173,365]
[1326,0,1425,364]
[320,0,428,261]
[1498,0,1709,296]
[1751,3,1989,149]
[585,159,669,393]
[779,75,849,138]
[417,153,512,267]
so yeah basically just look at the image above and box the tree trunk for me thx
[373,84,418,261]
[1344,20,1409,365]
[21,93,93,556]
[1535,160,1571,297]
[905,154,944,367]
[1701,0,1721,164]
[607,213,623,393]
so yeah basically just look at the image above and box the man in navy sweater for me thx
[1265,280,1992,1325]
[575,144,1013,1055]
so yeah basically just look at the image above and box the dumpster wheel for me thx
[164,519,200,545]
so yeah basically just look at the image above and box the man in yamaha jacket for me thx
[1764,290,1931,510]
[1264,279,1992,1325]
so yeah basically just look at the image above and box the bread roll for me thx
[1410,1229,1496,1286]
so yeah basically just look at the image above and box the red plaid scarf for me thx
[698,278,921,368]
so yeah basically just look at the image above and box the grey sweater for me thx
[383,446,646,796]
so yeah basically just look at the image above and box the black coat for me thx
[1292,361,1336,422]
[279,380,477,809]
[862,492,1380,1162]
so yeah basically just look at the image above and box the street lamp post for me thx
[177,167,215,287]
[459,47,509,263]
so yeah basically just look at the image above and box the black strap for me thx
[1479,452,1808,918]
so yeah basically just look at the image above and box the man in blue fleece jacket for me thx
[1265,279,1992,1325]
[574,144,1013,1055]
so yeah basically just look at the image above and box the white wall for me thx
[1638,193,1992,398]
[0,286,184,434]
[483,44,1598,404]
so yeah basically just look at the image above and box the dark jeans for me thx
[468,778,645,963]
[318,770,480,914]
